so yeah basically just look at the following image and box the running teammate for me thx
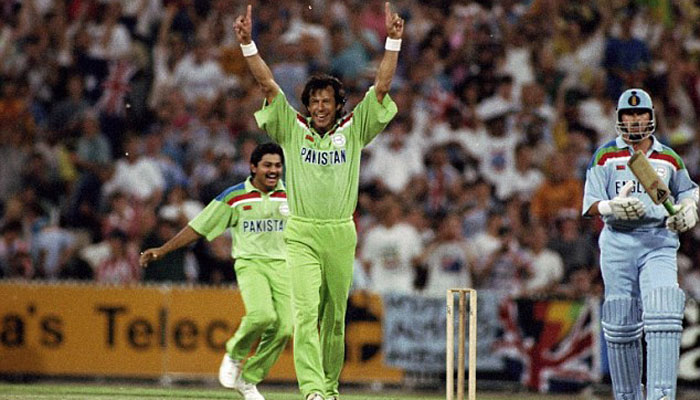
[140,143,290,400]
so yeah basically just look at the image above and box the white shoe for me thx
[236,378,265,400]
[306,393,324,400]
[218,354,241,389]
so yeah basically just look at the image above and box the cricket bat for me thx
[627,150,677,215]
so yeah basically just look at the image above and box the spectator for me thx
[521,223,564,295]
[417,213,475,297]
[158,185,204,226]
[430,105,477,152]
[148,5,183,109]
[102,134,165,205]
[64,160,113,243]
[364,116,424,194]
[578,71,615,145]
[173,37,235,106]
[473,222,529,294]
[21,152,65,209]
[49,74,90,135]
[74,110,113,174]
[102,191,140,240]
[199,151,238,203]
[602,10,651,100]
[495,142,544,201]
[361,195,423,295]
[94,229,140,284]
[461,178,496,238]
[424,146,460,217]
[140,218,194,283]
[85,2,132,62]
[0,220,32,279]
[329,23,370,81]
[530,151,583,225]
[557,266,601,299]
[548,211,599,283]
[474,99,518,187]
[31,222,76,280]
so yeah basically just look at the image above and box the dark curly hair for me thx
[250,142,284,178]
[300,74,347,118]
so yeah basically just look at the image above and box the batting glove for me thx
[666,198,698,233]
[598,181,646,220]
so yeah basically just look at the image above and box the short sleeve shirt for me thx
[189,178,288,261]
[254,87,397,220]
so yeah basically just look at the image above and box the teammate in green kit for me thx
[139,143,290,400]
[235,3,404,400]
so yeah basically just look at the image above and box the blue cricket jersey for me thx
[583,136,699,231]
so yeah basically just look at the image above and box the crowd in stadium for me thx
[0,0,699,299]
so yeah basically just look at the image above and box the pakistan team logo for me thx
[279,203,290,216]
[332,133,346,148]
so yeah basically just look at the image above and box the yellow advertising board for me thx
[0,281,402,383]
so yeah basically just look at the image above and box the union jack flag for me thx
[493,297,601,392]
[96,60,135,116]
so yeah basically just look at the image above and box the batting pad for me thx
[602,297,644,400]
[644,286,685,400]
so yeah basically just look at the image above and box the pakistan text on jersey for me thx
[242,219,285,233]
[300,147,347,166]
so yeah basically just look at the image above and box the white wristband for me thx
[598,200,612,216]
[385,37,402,51]
[240,41,258,57]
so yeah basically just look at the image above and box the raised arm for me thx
[235,4,279,104]
[374,2,404,102]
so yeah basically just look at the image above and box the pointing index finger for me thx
[246,4,252,20]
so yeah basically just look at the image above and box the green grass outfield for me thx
[0,383,603,400]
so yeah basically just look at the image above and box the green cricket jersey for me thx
[188,177,288,261]
[254,86,397,220]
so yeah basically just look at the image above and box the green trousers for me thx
[284,216,356,399]
[226,258,292,384]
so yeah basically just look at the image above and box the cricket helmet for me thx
[615,88,655,142]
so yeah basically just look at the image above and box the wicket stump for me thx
[446,288,477,400]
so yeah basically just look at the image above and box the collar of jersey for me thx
[306,119,339,137]
[305,113,353,137]
[615,135,663,154]
[244,176,285,194]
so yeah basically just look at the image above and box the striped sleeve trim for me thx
[296,114,309,129]
[652,148,684,170]
[215,182,246,202]
[329,113,354,136]
[228,192,262,207]
[589,141,627,168]
[270,191,287,199]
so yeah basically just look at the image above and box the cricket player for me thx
[139,143,290,400]
[583,88,699,400]
[234,3,403,399]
